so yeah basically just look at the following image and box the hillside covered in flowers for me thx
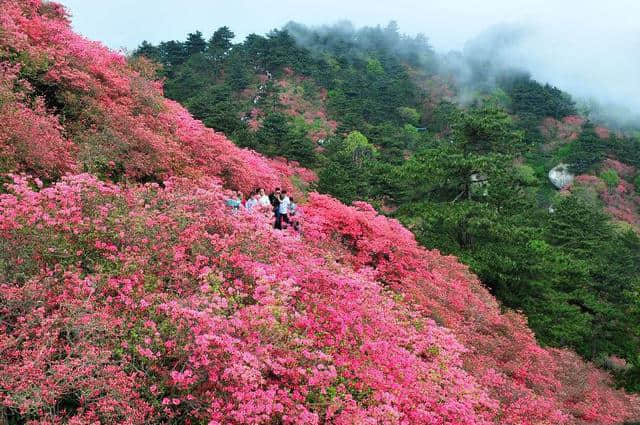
[140,19,640,394]
[1,1,639,424]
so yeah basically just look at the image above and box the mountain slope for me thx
[0,2,638,424]
[135,22,640,392]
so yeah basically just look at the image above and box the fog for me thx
[460,20,640,125]
[58,0,640,122]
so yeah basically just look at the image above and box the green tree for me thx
[454,106,525,155]
[282,122,317,166]
[256,112,289,155]
[226,50,251,91]
[397,107,420,125]
[185,31,207,56]
[185,85,243,135]
[134,40,160,62]
[547,196,612,254]
[208,26,235,53]
[499,72,576,119]
[317,133,384,204]
[342,131,376,164]
[566,122,606,174]
[163,53,213,100]
[159,40,187,67]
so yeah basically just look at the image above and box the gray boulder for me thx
[470,173,489,197]
[548,164,574,189]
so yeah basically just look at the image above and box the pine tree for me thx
[185,31,207,56]
[567,122,606,174]
[208,26,235,54]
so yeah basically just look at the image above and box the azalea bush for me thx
[0,175,493,423]
[0,0,314,194]
[2,175,638,424]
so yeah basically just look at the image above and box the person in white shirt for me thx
[278,190,290,228]
[258,188,271,208]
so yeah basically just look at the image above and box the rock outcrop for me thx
[549,163,575,189]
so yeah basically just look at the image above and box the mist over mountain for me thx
[59,0,640,127]
[458,20,640,127]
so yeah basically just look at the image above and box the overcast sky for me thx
[58,0,640,115]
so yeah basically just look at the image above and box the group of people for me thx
[226,187,299,230]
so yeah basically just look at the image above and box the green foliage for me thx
[184,31,206,55]
[254,112,317,166]
[342,131,376,161]
[185,85,243,135]
[316,135,390,205]
[208,26,234,54]
[545,197,640,360]
[226,50,251,91]
[392,104,640,390]
[397,107,420,125]
[499,72,577,119]
[608,135,640,170]
[132,22,433,170]
[600,168,620,188]
[428,101,461,134]
[566,122,606,174]
[366,57,384,75]
[514,164,539,186]
[485,87,510,109]
[402,124,420,150]
[547,196,612,255]
[454,106,525,155]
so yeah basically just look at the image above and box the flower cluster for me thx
[574,172,640,230]
[539,115,584,141]
[0,0,312,194]
[1,174,638,424]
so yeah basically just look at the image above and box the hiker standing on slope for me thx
[278,190,291,228]
[270,188,282,229]
[258,188,271,209]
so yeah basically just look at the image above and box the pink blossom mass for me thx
[0,1,638,424]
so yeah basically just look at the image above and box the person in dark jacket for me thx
[269,188,282,229]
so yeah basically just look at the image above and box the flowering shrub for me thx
[0,63,77,177]
[302,194,640,424]
[0,175,496,424]
[276,75,338,143]
[0,0,311,193]
[595,126,610,139]
[1,176,638,424]
[603,158,636,180]
[540,116,583,141]
[0,1,638,424]
[573,172,640,230]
